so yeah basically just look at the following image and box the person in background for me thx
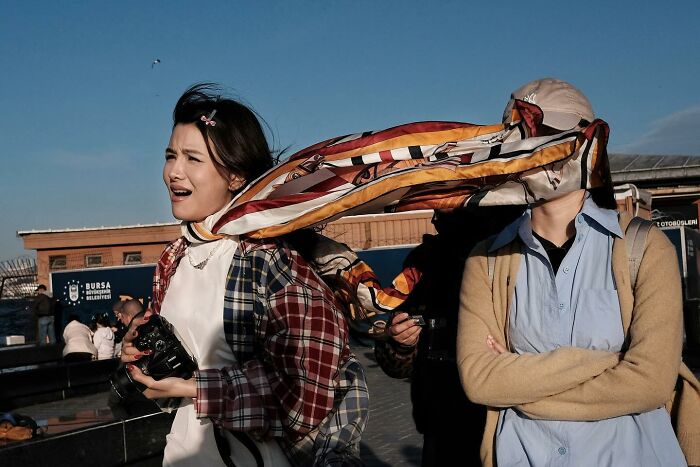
[375,205,524,466]
[108,299,157,419]
[112,299,144,358]
[92,313,115,360]
[120,299,144,324]
[62,314,97,362]
[31,284,55,345]
[112,300,125,325]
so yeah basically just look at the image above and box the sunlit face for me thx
[163,123,241,222]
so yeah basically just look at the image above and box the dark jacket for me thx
[375,233,485,435]
[31,294,52,317]
[374,206,525,436]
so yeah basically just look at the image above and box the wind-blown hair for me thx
[172,83,275,188]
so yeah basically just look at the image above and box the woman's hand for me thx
[120,310,153,363]
[125,364,197,399]
[119,309,197,400]
[388,312,422,346]
[486,334,508,355]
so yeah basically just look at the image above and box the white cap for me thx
[502,78,594,130]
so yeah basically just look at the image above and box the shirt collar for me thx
[489,210,528,252]
[487,193,622,252]
[578,194,623,238]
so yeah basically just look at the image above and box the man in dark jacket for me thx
[375,206,524,466]
[31,284,55,345]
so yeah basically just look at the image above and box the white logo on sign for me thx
[69,284,79,301]
[63,279,82,305]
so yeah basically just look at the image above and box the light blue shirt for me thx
[490,195,686,467]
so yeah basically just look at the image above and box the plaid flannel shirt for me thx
[189,237,368,466]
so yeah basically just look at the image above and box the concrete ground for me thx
[353,344,422,467]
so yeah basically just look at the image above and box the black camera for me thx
[113,321,129,344]
[109,314,197,404]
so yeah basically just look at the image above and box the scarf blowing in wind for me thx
[152,100,611,335]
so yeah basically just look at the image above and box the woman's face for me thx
[163,123,239,222]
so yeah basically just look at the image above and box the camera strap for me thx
[213,426,264,467]
[126,310,146,329]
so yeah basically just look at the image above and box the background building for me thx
[610,154,700,229]
[18,212,435,289]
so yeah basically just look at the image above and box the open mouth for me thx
[170,188,192,199]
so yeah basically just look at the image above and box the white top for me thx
[161,237,290,467]
[62,320,97,357]
[92,326,115,360]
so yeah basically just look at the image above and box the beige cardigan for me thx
[456,213,700,466]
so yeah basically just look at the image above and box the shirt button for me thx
[558,447,567,455]
[558,303,565,309]
[563,266,570,273]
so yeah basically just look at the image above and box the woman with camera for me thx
[120,84,368,466]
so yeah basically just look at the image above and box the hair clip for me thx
[200,109,217,127]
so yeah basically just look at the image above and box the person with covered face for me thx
[120,84,368,466]
[457,78,697,466]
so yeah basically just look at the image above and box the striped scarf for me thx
[152,101,610,335]
[214,100,609,237]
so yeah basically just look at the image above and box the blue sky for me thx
[1,1,699,260]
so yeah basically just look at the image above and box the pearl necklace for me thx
[187,241,223,270]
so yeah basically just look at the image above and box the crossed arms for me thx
[456,227,683,421]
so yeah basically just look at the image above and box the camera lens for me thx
[109,365,146,401]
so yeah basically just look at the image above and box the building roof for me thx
[16,210,435,238]
[609,153,700,184]
[16,221,180,237]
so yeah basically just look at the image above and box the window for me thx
[123,251,142,265]
[49,255,67,271]
[85,254,103,268]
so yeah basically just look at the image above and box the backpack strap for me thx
[486,234,498,284]
[624,216,654,289]
[487,253,496,283]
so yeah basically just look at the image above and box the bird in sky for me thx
[151,59,161,68]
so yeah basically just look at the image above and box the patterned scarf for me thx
[151,101,610,334]
[213,100,609,238]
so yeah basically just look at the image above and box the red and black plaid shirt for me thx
[151,236,368,465]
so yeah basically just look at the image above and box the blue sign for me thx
[51,264,155,325]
